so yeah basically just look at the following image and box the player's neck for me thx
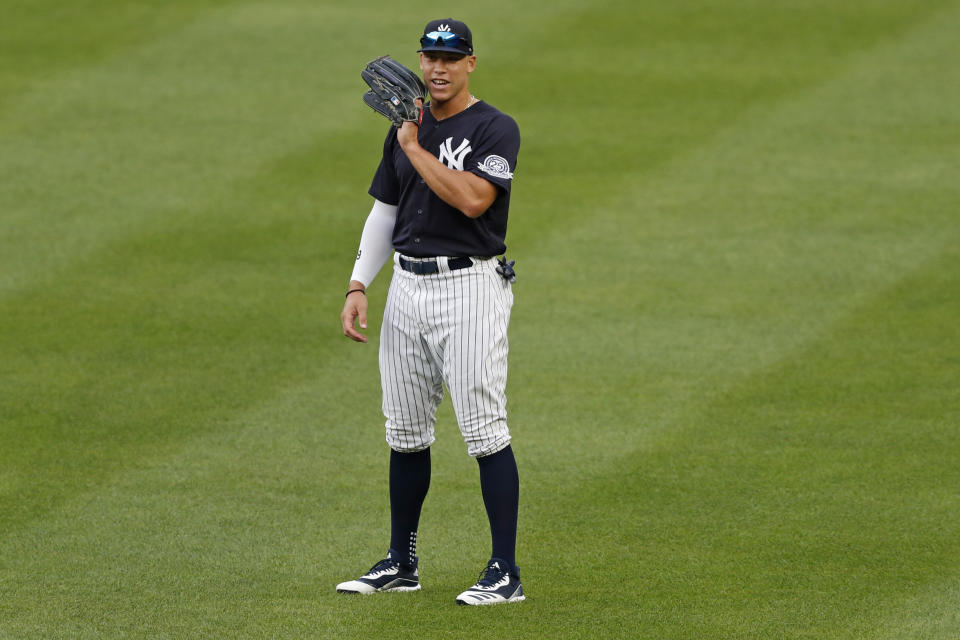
[431,90,478,121]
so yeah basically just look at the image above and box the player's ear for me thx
[466,55,476,73]
[419,53,426,72]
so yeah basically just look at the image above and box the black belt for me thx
[399,256,473,275]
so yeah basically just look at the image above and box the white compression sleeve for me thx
[350,199,398,288]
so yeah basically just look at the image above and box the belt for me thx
[399,256,473,275]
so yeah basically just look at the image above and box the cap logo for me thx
[437,24,451,31]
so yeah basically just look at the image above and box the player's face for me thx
[419,52,475,103]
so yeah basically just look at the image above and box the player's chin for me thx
[428,84,453,101]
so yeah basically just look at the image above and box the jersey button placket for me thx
[414,204,425,245]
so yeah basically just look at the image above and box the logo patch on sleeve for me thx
[477,155,513,180]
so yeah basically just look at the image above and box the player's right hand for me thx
[341,290,368,343]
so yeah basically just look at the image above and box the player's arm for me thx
[340,199,397,343]
[396,122,497,219]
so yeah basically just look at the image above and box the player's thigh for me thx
[380,274,444,450]
[443,267,513,456]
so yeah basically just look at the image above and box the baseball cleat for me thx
[455,558,525,606]
[336,550,421,594]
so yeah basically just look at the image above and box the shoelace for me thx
[476,564,508,587]
[366,558,398,577]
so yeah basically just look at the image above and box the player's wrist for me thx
[346,280,367,298]
[397,126,421,152]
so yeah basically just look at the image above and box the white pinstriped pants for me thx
[380,253,513,457]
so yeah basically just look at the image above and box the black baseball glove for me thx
[361,56,426,128]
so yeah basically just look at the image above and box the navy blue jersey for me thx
[369,101,520,258]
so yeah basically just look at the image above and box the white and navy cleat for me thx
[455,558,525,606]
[336,550,421,594]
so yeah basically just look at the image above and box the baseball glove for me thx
[361,55,426,128]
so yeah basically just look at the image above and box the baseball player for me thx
[337,19,524,606]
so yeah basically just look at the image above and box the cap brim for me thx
[417,46,470,56]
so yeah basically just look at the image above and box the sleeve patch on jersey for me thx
[477,155,514,180]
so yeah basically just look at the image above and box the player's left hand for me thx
[396,119,420,150]
[397,98,423,150]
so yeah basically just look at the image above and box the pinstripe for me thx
[380,256,512,457]
[381,265,443,452]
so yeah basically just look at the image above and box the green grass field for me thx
[2,1,959,637]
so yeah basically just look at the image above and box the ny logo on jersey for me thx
[438,137,472,171]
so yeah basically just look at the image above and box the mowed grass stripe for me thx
[0,2,484,528]
[0,0,235,106]
[539,246,959,639]
[509,0,960,464]
[508,3,958,637]
[509,6,960,638]
[876,577,960,639]
[0,4,387,297]
[0,5,352,530]
[0,0,650,534]
[502,0,957,252]
[0,0,607,547]
[0,0,598,297]
[0,0,930,537]
[508,0,958,467]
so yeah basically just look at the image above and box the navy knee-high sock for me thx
[477,445,520,569]
[389,448,431,568]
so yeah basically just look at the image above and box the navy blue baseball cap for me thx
[417,19,474,56]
